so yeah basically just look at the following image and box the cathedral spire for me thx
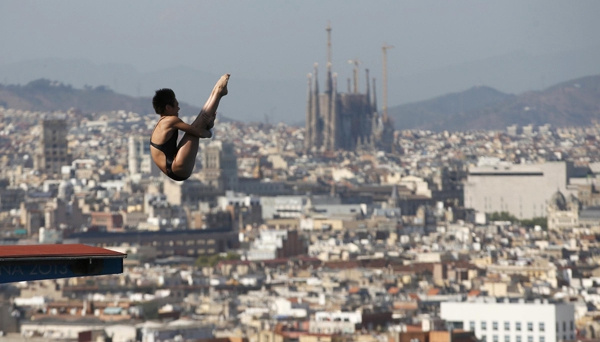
[305,73,313,152]
[313,63,319,97]
[330,73,338,151]
[325,23,333,94]
[365,69,371,106]
[372,77,378,113]
[312,63,321,148]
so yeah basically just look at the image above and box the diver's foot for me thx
[213,74,229,98]
[192,74,229,129]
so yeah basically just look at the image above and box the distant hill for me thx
[2,45,600,124]
[387,85,515,131]
[0,79,235,121]
[4,75,600,132]
[388,74,600,131]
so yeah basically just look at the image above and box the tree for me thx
[488,211,519,222]
[195,252,240,268]
[520,217,547,230]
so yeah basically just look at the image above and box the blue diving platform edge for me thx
[0,244,127,284]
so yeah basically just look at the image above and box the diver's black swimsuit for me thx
[150,122,188,181]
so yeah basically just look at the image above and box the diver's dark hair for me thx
[152,88,176,114]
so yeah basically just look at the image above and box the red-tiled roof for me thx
[348,286,361,294]
[261,258,289,264]
[324,260,360,269]
[405,325,423,332]
[427,288,440,296]
[0,244,126,260]
[468,290,481,297]
[408,293,421,301]
[388,287,400,295]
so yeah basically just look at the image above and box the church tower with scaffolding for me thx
[305,24,394,153]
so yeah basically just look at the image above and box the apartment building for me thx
[441,298,575,342]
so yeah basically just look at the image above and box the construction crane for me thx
[382,43,394,121]
[326,22,332,66]
[348,59,361,93]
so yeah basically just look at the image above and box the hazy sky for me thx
[2,1,599,78]
[1,1,600,121]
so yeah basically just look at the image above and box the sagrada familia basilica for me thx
[305,24,395,153]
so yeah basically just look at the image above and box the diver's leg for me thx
[170,135,199,179]
[191,74,229,134]
[169,74,230,178]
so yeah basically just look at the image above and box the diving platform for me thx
[0,244,126,284]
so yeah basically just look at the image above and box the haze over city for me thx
[2,1,600,123]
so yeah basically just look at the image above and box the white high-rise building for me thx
[441,299,575,342]
[128,135,159,176]
[464,161,576,219]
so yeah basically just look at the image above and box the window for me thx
[539,337,545,342]
[482,322,487,331]
[528,336,533,342]
[516,323,521,332]
[493,336,498,342]
[493,322,499,331]
[539,323,544,332]
[505,322,510,331]
[563,322,566,332]
[556,323,558,332]
[527,323,533,332]
[570,321,574,331]
[482,337,487,342]
[516,336,521,342]
[505,336,510,342]
[470,321,475,331]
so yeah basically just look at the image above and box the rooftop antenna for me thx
[382,43,394,121]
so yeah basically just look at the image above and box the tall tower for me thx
[324,22,336,151]
[382,43,394,122]
[35,116,71,176]
[128,135,159,176]
[304,73,313,153]
[325,22,333,94]
[311,63,321,149]
[327,73,338,151]
[199,140,238,191]
[379,43,396,153]
[128,136,141,175]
